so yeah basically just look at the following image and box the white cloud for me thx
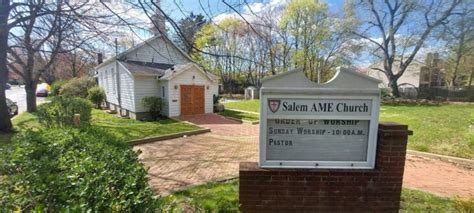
[212,0,291,24]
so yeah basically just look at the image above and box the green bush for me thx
[37,96,92,127]
[50,80,67,96]
[141,96,162,120]
[60,77,96,98]
[0,128,157,211]
[213,94,222,105]
[87,86,105,108]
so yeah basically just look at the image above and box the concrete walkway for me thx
[134,114,474,197]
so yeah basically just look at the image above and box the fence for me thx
[416,86,474,102]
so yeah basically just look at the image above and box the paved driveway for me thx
[133,114,258,195]
[6,85,46,115]
[134,114,474,197]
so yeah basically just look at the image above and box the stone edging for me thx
[225,108,260,115]
[222,115,260,125]
[407,150,474,169]
[128,128,211,146]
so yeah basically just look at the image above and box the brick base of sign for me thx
[239,122,412,212]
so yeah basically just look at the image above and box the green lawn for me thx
[224,100,474,159]
[380,104,473,159]
[157,179,472,212]
[224,100,260,113]
[0,109,201,144]
[218,109,259,122]
[90,110,200,141]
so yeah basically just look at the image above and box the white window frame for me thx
[111,68,116,94]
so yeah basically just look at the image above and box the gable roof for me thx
[119,61,170,77]
[95,35,193,70]
[160,63,217,82]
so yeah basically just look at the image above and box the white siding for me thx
[167,67,218,117]
[368,61,422,88]
[134,76,161,112]
[124,38,190,65]
[118,63,135,111]
[97,62,118,105]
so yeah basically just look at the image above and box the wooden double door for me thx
[180,85,205,115]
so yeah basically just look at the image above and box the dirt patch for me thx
[404,155,474,198]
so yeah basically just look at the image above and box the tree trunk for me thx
[469,67,473,88]
[0,0,13,133]
[389,77,400,97]
[25,82,37,112]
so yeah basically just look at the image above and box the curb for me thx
[225,108,260,115]
[222,115,259,125]
[407,150,474,169]
[128,128,211,146]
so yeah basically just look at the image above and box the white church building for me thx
[94,35,218,120]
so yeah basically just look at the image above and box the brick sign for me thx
[259,68,381,169]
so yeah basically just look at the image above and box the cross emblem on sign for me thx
[268,100,281,113]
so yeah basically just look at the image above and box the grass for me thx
[379,104,474,159]
[224,100,474,159]
[218,109,259,122]
[157,179,473,212]
[0,109,201,143]
[157,179,239,212]
[224,100,260,113]
[90,110,200,141]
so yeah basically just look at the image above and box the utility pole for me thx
[115,38,122,114]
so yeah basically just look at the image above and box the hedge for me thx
[0,128,158,211]
[37,96,93,128]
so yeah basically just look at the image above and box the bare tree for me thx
[439,2,474,86]
[353,0,462,97]
[7,0,112,113]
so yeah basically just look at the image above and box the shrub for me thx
[87,86,105,108]
[37,96,92,127]
[213,94,222,105]
[381,98,444,106]
[141,96,162,120]
[0,128,158,211]
[50,80,67,96]
[60,77,96,98]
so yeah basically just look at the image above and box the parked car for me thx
[6,98,18,117]
[36,83,50,97]
[8,79,19,85]
[5,83,11,90]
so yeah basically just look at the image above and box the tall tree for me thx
[353,0,462,97]
[7,0,107,112]
[440,2,474,86]
[8,1,74,112]
[175,13,206,54]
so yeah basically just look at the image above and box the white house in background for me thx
[94,35,218,120]
[366,59,425,89]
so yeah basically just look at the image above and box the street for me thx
[6,85,46,115]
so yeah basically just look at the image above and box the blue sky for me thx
[105,0,446,67]
[162,0,346,20]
